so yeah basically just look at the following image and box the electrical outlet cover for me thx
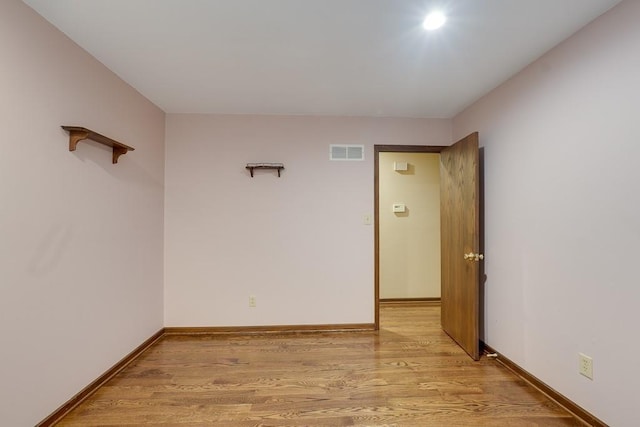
[579,353,593,380]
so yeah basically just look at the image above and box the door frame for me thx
[374,144,446,329]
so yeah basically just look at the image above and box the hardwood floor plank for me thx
[56,304,587,426]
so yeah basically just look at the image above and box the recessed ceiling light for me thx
[423,11,446,31]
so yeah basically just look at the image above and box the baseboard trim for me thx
[36,328,165,427]
[482,342,608,427]
[380,298,440,306]
[164,323,376,335]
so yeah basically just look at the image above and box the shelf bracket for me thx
[62,126,135,164]
[112,146,128,164]
[68,129,90,151]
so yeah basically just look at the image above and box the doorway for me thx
[374,134,482,360]
[378,151,441,300]
[374,145,445,327]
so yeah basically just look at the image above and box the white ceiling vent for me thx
[330,144,364,161]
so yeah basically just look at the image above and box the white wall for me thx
[379,152,441,299]
[165,115,450,326]
[453,1,639,425]
[0,1,165,425]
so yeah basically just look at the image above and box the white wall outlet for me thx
[363,214,372,225]
[249,295,256,307]
[579,353,593,380]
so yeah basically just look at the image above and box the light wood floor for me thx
[57,304,584,426]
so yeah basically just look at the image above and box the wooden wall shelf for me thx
[62,126,135,164]
[246,163,285,177]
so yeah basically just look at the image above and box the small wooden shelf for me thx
[62,126,135,164]
[246,163,285,177]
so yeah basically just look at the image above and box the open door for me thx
[440,132,481,360]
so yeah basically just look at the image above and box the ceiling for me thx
[22,0,621,118]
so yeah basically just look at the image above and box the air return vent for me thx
[330,144,364,161]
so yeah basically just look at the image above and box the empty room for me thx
[2,1,638,426]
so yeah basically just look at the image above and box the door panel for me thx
[440,132,481,360]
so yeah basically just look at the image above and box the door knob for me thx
[464,252,484,261]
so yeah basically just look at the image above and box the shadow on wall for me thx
[27,223,73,276]
[395,163,416,175]
[394,208,410,218]
[479,146,486,342]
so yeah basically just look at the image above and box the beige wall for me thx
[379,153,441,299]
[453,1,638,425]
[1,1,165,425]
[164,114,451,327]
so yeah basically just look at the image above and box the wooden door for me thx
[440,132,481,360]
